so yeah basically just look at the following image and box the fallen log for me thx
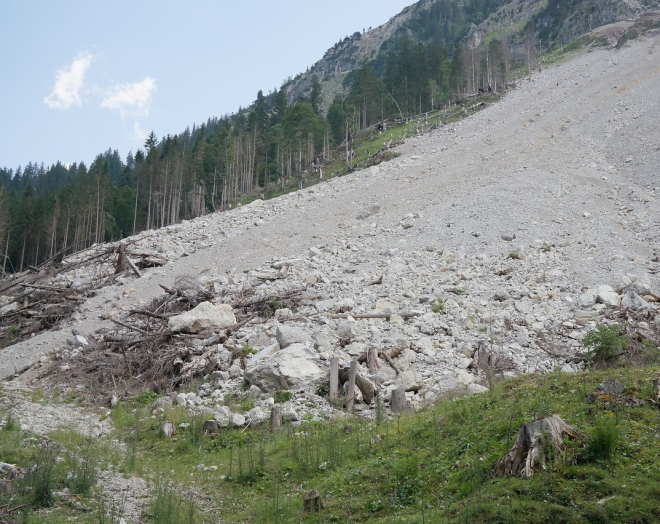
[330,311,422,320]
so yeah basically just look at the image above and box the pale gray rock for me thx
[622,291,649,311]
[232,413,246,427]
[0,302,19,315]
[215,406,232,428]
[356,203,381,220]
[596,285,620,307]
[168,302,236,333]
[282,406,299,422]
[244,343,325,391]
[578,289,597,308]
[397,370,423,392]
[175,393,187,407]
[575,310,599,325]
[152,397,173,411]
[276,324,312,348]
[246,406,268,425]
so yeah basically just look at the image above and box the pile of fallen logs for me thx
[42,276,306,404]
[0,242,167,349]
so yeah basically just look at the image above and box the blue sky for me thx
[0,0,414,171]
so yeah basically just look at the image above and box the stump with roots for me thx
[493,415,584,478]
[303,490,326,512]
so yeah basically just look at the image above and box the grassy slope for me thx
[4,364,660,523]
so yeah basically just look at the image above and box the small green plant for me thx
[585,414,620,462]
[3,410,16,431]
[240,345,257,357]
[149,477,202,524]
[274,390,293,404]
[29,444,58,508]
[136,390,158,405]
[583,323,628,365]
[431,298,446,313]
[9,325,19,336]
[507,252,522,260]
[641,338,660,365]
[66,438,97,495]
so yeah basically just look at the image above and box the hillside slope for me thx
[3,33,659,382]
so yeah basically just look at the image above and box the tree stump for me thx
[338,367,375,404]
[203,420,218,435]
[367,346,379,373]
[346,360,358,413]
[115,243,127,274]
[390,388,411,414]
[161,421,175,438]
[303,489,326,512]
[270,406,282,432]
[329,357,339,401]
[493,415,584,478]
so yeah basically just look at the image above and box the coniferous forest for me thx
[0,0,580,274]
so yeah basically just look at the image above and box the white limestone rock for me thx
[168,302,236,333]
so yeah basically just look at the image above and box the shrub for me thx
[583,324,628,365]
[274,390,293,404]
[66,438,97,495]
[29,444,59,508]
[586,414,620,462]
[3,410,16,431]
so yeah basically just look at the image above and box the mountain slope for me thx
[286,0,660,111]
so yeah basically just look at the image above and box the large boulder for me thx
[275,324,312,349]
[168,302,236,333]
[596,285,620,307]
[622,291,649,312]
[244,343,325,392]
[397,370,424,392]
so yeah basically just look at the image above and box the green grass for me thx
[4,367,660,521]
[102,367,660,521]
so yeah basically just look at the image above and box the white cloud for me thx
[101,77,156,117]
[43,52,94,110]
[131,121,148,142]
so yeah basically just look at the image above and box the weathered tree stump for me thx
[338,367,375,404]
[303,489,326,512]
[390,388,411,414]
[367,346,379,373]
[161,421,175,438]
[203,420,218,435]
[493,415,584,478]
[270,406,282,432]
[346,360,358,413]
[115,243,127,274]
[329,357,339,401]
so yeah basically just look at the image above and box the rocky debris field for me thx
[1,33,660,522]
